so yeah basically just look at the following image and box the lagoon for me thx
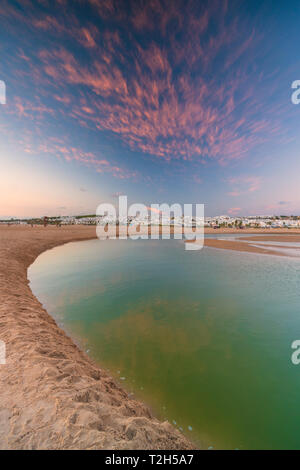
[28,238,300,449]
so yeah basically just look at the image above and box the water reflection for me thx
[29,238,300,449]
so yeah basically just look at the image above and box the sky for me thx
[0,0,300,218]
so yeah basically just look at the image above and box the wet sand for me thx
[203,238,290,256]
[236,234,300,243]
[204,231,300,256]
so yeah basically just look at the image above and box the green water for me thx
[28,238,300,449]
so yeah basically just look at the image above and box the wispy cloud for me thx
[0,0,297,221]
[227,176,262,197]
[228,207,242,215]
[18,134,138,180]
[1,0,287,171]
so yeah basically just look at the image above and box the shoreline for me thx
[0,225,194,450]
[204,231,300,257]
[1,225,300,449]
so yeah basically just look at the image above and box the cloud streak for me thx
[1,0,288,173]
[227,176,262,197]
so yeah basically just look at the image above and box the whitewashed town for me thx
[1,214,300,229]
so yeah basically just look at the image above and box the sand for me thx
[0,225,194,450]
[204,230,300,256]
[0,225,299,450]
[236,234,300,243]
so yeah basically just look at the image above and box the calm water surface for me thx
[28,238,300,449]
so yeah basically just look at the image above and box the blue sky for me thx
[0,0,300,218]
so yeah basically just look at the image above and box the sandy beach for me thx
[0,225,299,450]
[204,229,300,256]
[0,225,195,450]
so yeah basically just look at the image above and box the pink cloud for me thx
[228,207,242,215]
[193,175,203,184]
[146,206,163,215]
[16,132,137,180]
[227,176,261,196]
[2,0,289,180]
